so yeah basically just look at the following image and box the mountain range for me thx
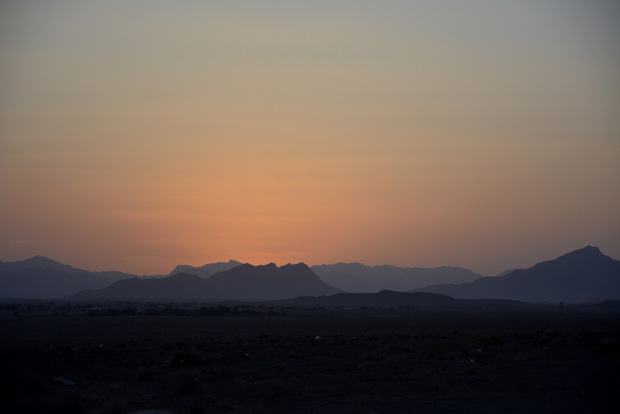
[272,290,533,310]
[0,256,135,298]
[167,260,243,279]
[413,246,620,302]
[311,263,483,292]
[71,263,340,301]
[1,246,618,302]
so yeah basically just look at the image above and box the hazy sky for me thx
[1,0,619,276]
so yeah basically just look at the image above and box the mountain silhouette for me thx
[205,263,340,299]
[0,255,81,273]
[275,290,455,307]
[72,263,340,300]
[74,273,207,299]
[273,289,531,309]
[168,259,243,278]
[0,256,135,298]
[414,246,620,302]
[311,263,483,292]
[5,246,618,301]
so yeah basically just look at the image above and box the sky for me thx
[1,0,619,276]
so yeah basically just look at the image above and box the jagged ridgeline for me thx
[1,246,619,302]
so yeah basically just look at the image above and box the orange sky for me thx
[1,1,619,276]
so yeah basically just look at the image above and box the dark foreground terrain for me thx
[2,303,619,413]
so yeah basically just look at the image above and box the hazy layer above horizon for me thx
[1,0,619,276]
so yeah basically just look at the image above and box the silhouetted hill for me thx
[0,255,78,273]
[0,268,114,298]
[0,256,137,298]
[272,290,532,310]
[205,263,340,300]
[414,246,620,302]
[74,273,206,300]
[168,260,243,278]
[275,290,455,307]
[311,263,483,292]
[72,263,340,300]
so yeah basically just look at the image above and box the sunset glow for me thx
[1,1,619,275]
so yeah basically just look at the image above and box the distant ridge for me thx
[206,262,340,299]
[311,263,483,292]
[74,273,206,300]
[271,290,532,310]
[275,290,455,308]
[4,246,619,301]
[0,256,136,298]
[72,262,340,300]
[0,255,78,273]
[168,260,243,278]
[414,246,620,303]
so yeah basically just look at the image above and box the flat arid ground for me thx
[2,304,619,413]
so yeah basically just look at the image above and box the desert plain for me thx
[1,301,619,414]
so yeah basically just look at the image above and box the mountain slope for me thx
[168,260,243,278]
[275,290,455,308]
[0,255,80,273]
[414,246,620,302]
[72,263,340,300]
[0,256,137,298]
[273,290,531,309]
[74,273,207,299]
[0,268,115,298]
[311,263,483,293]
[205,263,340,300]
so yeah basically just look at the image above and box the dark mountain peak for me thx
[203,259,243,269]
[169,260,244,278]
[25,255,71,268]
[528,246,611,273]
[29,254,54,261]
[416,246,620,302]
[0,255,77,273]
[169,264,193,274]
[281,262,311,271]
[202,261,340,300]
[557,245,603,261]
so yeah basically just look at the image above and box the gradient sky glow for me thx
[1,1,619,276]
